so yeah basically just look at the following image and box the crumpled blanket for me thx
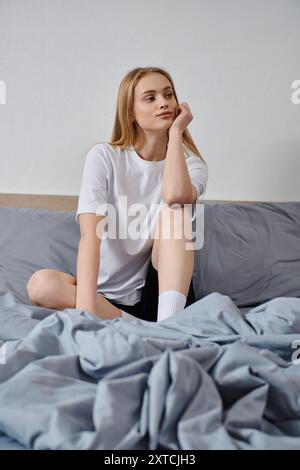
[0,292,300,450]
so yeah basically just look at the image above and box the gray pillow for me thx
[1,202,299,311]
[193,202,300,308]
[0,207,80,305]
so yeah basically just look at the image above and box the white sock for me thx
[157,290,187,322]
[121,309,138,321]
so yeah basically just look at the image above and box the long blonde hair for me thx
[83,66,206,164]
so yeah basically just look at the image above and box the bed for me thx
[0,194,300,450]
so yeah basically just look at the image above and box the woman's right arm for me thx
[75,213,105,314]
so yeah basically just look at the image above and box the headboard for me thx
[0,194,78,211]
[0,193,263,211]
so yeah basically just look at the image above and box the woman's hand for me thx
[169,102,193,135]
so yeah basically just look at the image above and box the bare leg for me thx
[27,271,122,320]
[47,282,122,320]
[58,284,122,320]
[153,205,194,298]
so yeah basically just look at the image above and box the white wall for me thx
[0,0,299,201]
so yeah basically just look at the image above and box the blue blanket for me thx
[0,292,300,450]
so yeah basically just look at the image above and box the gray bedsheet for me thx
[0,431,26,450]
[0,290,300,450]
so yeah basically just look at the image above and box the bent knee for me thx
[26,269,59,306]
[158,204,193,238]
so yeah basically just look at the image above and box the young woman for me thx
[27,66,208,322]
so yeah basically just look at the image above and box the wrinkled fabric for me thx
[0,292,300,450]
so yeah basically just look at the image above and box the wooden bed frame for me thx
[0,194,79,211]
[0,193,263,211]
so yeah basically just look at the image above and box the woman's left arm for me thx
[161,103,197,206]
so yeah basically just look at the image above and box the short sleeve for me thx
[186,155,208,221]
[75,145,109,224]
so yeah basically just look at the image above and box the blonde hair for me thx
[83,66,206,164]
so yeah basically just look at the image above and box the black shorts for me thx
[107,260,195,322]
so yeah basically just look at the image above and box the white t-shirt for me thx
[75,142,208,306]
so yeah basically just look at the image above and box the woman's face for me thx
[132,73,177,132]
